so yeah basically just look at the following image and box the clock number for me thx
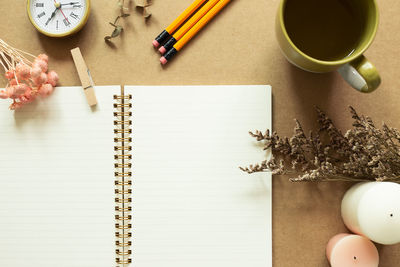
[73,4,82,8]
[37,12,45,18]
[35,3,44,7]
[63,18,71,27]
[56,20,59,30]
[70,12,79,20]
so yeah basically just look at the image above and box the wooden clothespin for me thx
[71,47,97,107]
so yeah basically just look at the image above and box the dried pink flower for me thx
[6,86,18,99]
[9,102,23,110]
[14,84,29,96]
[47,71,59,87]
[9,79,17,86]
[33,72,48,86]
[15,63,31,80]
[33,59,48,72]
[37,54,49,63]
[38,84,54,96]
[5,70,14,80]
[19,94,33,104]
[24,87,32,96]
[0,40,56,110]
[30,66,42,78]
[0,90,8,99]
[21,88,35,103]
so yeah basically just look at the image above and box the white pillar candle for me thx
[341,182,400,245]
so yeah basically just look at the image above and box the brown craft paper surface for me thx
[1,0,400,266]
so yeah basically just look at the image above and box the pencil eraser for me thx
[160,57,168,65]
[158,46,167,55]
[152,40,160,48]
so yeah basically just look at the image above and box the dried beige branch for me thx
[240,107,400,183]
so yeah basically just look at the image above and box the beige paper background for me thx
[1,0,399,266]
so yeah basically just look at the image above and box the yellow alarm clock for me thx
[27,0,90,37]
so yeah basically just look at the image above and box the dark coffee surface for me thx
[284,0,365,61]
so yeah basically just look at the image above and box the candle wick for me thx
[390,213,394,217]
[354,256,357,260]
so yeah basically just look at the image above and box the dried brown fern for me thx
[240,107,400,182]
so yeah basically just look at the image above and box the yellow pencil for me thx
[152,0,207,48]
[160,0,232,65]
[158,0,221,55]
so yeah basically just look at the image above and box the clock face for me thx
[28,0,89,37]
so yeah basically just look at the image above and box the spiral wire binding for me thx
[114,89,132,266]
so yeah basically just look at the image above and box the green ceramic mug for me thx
[276,0,381,93]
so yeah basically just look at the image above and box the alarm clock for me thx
[27,0,90,37]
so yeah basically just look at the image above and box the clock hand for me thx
[59,7,70,24]
[45,8,58,26]
[54,0,70,24]
[60,2,80,7]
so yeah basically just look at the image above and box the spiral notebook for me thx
[0,85,272,267]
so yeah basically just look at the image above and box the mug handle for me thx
[337,55,381,93]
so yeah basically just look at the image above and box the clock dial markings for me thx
[37,11,46,18]
[30,0,87,35]
[70,12,79,19]
[63,18,71,27]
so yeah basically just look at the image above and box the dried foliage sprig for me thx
[240,107,400,183]
[105,0,153,42]
[0,39,58,110]
[135,0,152,18]
[105,1,130,41]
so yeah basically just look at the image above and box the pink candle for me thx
[326,234,379,267]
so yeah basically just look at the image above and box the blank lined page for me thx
[0,86,118,267]
[127,85,272,267]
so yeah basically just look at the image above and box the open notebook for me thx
[0,85,272,267]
